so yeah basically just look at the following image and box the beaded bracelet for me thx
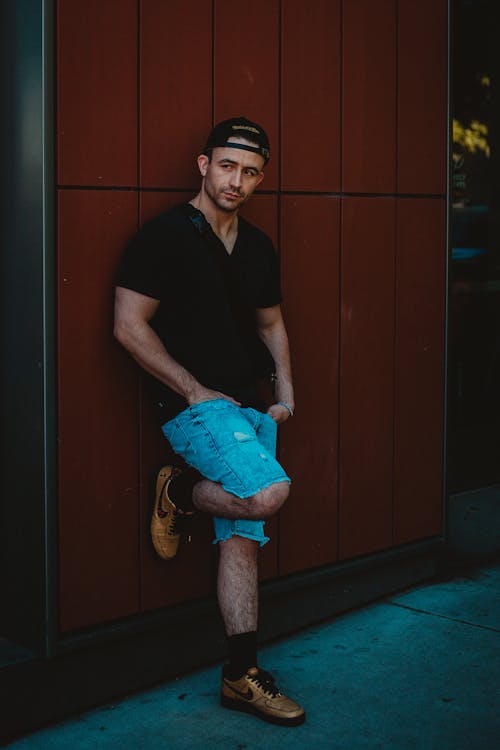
[277,401,294,417]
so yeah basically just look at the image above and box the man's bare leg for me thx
[192,478,288,521]
[217,535,258,635]
[218,535,261,684]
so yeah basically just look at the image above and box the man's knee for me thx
[252,481,289,519]
[219,534,259,558]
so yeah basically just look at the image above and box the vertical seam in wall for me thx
[137,375,144,610]
[391,0,399,545]
[211,0,215,125]
[45,0,58,658]
[391,0,399,546]
[136,0,142,609]
[278,0,283,196]
[337,0,344,561]
[277,0,283,258]
[210,0,216,590]
[52,0,59,652]
[395,0,399,194]
[392,201,398,547]
[276,0,283,576]
[137,0,141,193]
[339,0,343,194]
[54,0,59,184]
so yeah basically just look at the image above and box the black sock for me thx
[169,467,202,513]
[225,631,258,680]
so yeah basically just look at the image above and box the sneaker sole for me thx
[220,694,306,726]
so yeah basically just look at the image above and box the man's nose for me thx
[230,169,242,188]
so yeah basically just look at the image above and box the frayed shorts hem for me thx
[211,476,290,548]
[212,515,272,547]
[212,529,271,547]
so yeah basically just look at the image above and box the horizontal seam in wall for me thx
[56,185,447,200]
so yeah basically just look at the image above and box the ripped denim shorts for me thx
[161,398,291,547]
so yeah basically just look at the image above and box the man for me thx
[114,117,305,726]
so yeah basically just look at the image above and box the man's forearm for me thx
[257,319,294,408]
[114,319,202,403]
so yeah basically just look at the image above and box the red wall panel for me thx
[398,0,447,194]
[339,197,395,560]
[281,0,341,191]
[279,195,340,575]
[342,0,397,194]
[214,0,280,190]
[139,191,192,226]
[394,199,446,543]
[58,189,139,631]
[140,0,213,189]
[57,0,137,186]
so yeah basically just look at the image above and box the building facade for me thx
[4,0,495,739]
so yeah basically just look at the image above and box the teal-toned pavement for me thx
[6,562,500,750]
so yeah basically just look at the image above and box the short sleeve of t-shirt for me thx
[115,217,171,300]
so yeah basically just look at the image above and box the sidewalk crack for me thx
[387,601,500,633]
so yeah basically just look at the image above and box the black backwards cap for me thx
[204,117,270,164]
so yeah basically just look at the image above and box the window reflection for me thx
[449,0,500,491]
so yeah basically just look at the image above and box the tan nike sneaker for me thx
[150,466,192,560]
[221,666,305,726]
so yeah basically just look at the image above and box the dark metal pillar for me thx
[0,0,56,656]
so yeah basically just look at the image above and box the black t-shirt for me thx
[116,202,282,421]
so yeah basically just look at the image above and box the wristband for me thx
[277,401,294,417]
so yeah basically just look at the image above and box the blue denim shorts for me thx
[161,398,291,546]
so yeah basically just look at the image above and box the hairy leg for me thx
[217,535,259,636]
[192,478,289,520]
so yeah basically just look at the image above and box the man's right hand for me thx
[186,385,241,407]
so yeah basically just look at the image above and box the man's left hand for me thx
[267,403,292,425]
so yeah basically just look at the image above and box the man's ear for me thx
[255,171,265,187]
[197,154,209,176]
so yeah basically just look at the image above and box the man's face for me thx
[197,137,265,213]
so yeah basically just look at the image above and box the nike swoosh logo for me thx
[224,681,253,701]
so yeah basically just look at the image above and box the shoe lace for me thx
[248,669,282,698]
[168,506,181,535]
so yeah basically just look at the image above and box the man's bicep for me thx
[255,304,283,330]
[114,286,160,328]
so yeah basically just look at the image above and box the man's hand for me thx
[187,385,241,407]
[267,403,292,425]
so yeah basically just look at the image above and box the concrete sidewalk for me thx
[6,561,499,750]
